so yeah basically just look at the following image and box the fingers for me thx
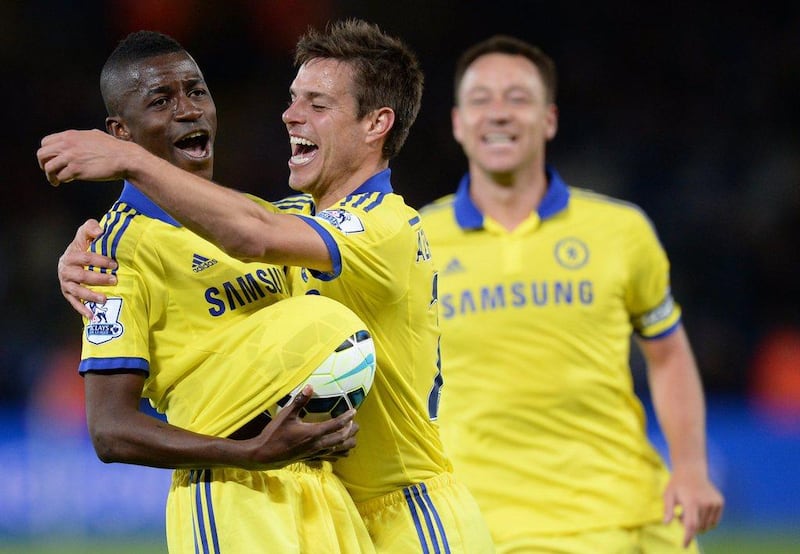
[696,500,724,536]
[663,491,676,524]
[667,491,725,548]
[59,253,117,278]
[37,147,69,186]
[37,130,85,185]
[314,410,358,450]
[76,218,103,245]
[283,385,313,417]
[681,508,699,547]
[705,502,724,531]
[58,240,117,318]
[68,295,95,320]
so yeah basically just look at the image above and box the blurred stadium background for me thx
[1,1,798,552]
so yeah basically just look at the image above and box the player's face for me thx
[110,52,216,180]
[282,58,372,199]
[452,53,557,180]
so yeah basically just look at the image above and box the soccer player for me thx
[418,35,724,553]
[56,30,375,553]
[40,20,494,554]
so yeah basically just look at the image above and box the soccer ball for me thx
[270,329,376,422]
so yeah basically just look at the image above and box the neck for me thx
[312,159,389,211]
[469,163,548,231]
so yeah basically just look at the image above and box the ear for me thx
[451,105,463,144]
[364,107,395,146]
[106,117,132,141]
[544,103,559,141]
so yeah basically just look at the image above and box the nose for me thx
[174,95,203,121]
[486,99,511,122]
[282,99,301,125]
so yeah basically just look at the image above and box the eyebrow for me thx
[145,77,205,96]
[289,88,337,104]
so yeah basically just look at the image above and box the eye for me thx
[311,104,327,111]
[466,96,490,107]
[508,94,532,105]
[189,88,207,98]
[150,97,169,108]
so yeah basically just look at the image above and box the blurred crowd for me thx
[1,1,798,422]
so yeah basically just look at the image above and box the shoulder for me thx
[332,191,413,233]
[94,202,176,264]
[568,187,656,232]
[418,194,458,241]
[419,194,456,218]
[95,202,150,254]
[271,193,315,214]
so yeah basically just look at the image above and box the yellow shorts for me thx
[496,518,700,554]
[357,472,495,553]
[166,461,374,553]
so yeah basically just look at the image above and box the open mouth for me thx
[483,132,516,145]
[289,135,318,165]
[174,130,211,159]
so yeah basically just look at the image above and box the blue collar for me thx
[119,181,181,227]
[453,165,570,230]
[308,169,394,215]
[351,168,394,195]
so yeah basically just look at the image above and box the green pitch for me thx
[1,529,797,554]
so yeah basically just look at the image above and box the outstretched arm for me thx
[38,129,332,271]
[85,372,357,470]
[639,325,724,547]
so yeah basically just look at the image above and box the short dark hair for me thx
[294,19,424,160]
[100,30,186,115]
[454,35,558,104]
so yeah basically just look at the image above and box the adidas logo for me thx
[443,258,465,274]
[192,253,218,273]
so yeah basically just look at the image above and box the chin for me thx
[287,172,313,194]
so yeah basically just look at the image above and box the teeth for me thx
[290,136,317,147]
[484,133,513,144]
[183,131,205,139]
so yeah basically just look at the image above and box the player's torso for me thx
[82,198,290,405]
[421,189,670,533]
[426,191,639,409]
[278,191,451,502]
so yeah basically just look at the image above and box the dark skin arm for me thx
[65,222,358,468]
[85,372,358,470]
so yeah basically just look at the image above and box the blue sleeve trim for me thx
[635,320,681,341]
[294,215,342,281]
[79,357,150,375]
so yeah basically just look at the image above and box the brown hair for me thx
[454,35,558,104]
[295,19,424,160]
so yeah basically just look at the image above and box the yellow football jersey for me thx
[420,167,680,541]
[271,169,453,504]
[79,183,364,437]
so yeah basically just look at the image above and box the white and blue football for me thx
[271,330,376,422]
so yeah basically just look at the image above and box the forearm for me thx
[645,330,710,475]
[651,365,709,473]
[126,148,273,260]
[90,409,272,470]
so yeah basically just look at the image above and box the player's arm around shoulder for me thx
[200,193,332,271]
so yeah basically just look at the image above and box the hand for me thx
[663,467,725,547]
[58,219,118,319]
[37,129,135,186]
[247,385,359,468]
